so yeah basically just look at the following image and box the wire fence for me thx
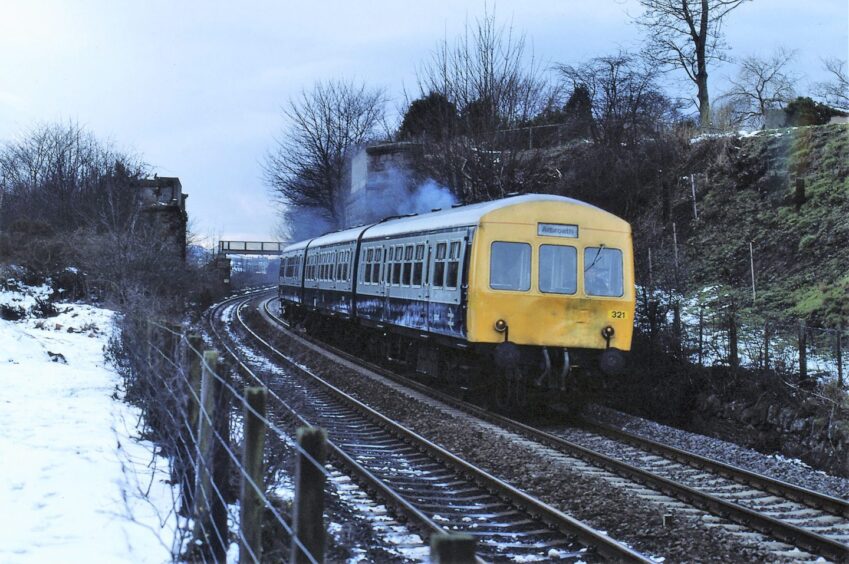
[125,319,330,563]
[635,293,847,390]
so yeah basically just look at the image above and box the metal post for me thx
[241,387,267,564]
[763,321,771,371]
[690,173,698,220]
[292,427,327,564]
[647,247,654,292]
[673,301,682,357]
[836,327,843,388]
[729,313,739,368]
[672,222,679,286]
[799,320,808,381]
[672,223,679,268]
[430,533,477,563]
[749,242,756,304]
[698,305,704,366]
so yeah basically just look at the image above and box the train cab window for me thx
[540,245,577,294]
[584,247,624,297]
[490,242,531,291]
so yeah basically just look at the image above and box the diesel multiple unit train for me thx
[278,194,635,408]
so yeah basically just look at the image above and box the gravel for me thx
[586,404,849,501]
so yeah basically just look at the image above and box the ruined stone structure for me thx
[137,176,188,262]
[344,142,420,227]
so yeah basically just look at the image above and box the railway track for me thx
[209,291,651,562]
[257,292,849,562]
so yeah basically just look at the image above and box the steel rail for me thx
[261,295,849,563]
[233,291,652,563]
[205,294,456,559]
[583,420,849,519]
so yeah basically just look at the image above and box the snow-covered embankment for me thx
[0,291,177,562]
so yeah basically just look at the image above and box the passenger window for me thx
[433,262,445,287]
[490,242,531,291]
[584,247,624,297]
[436,243,446,260]
[446,261,458,288]
[539,245,577,294]
[445,240,462,288]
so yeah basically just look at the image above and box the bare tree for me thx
[814,57,849,109]
[0,122,147,236]
[406,10,560,202]
[636,0,752,128]
[264,80,386,237]
[557,52,681,147]
[720,48,798,128]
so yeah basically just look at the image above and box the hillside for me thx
[672,124,849,326]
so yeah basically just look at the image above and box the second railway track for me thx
[248,290,849,562]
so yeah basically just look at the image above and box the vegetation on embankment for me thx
[677,124,849,327]
[558,123,849,475]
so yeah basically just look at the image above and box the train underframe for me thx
[281,301,619,413]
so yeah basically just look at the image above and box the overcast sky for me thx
[1,1,846,245]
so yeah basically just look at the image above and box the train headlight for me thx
[494,319,508,333]
[601,326,615,339]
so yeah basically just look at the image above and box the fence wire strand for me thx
[144,325,323,564]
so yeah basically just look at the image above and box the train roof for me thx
[363,194,602,240]
[283,194,609,252]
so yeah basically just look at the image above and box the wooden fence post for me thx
[240,387,267,564]
[430,533,476,563]
[193,350,221,556]
[210,359,231,562]
[292,426,327,564]
[180,335,203,512]
[799,320,808,381]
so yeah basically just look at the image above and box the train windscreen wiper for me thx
[584,244,606,272]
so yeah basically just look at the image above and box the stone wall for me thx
[137,176,188,262]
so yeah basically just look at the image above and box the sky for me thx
[0,1,846,245]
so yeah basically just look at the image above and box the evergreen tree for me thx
[563,84,593,139]
[398,92,458,141]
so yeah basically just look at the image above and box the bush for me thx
[783,97,848,127]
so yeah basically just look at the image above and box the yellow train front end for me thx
[466,199,635,378]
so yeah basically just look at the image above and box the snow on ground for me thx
[0,297,178,563]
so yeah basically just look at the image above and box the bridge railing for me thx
[218,241,283,255]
